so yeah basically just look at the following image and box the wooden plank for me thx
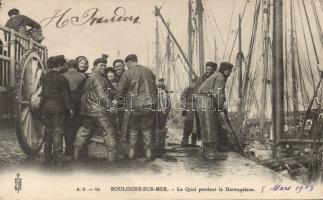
[9,29,15,87]
[279,139,323,143]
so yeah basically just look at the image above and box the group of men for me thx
[40,54,159,163]
[180,61,234,160]
[5,7,235,162]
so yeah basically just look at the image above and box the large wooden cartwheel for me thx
[16,50,45,155]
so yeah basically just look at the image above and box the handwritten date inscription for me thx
[40,7,140,28]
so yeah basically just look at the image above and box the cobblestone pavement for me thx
[0,122,292,183]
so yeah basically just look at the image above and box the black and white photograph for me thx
[0,0,322,199]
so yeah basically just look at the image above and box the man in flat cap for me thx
[63,59,87,157]
[5,8,44,42]
[74,57,117,162]
[193,62,218,145]
[196,62,233,160]
[40,55,73,164]
[113,59,126,83]
[180,77,198,146]
[117,54,158,160]
[111,59,126,132]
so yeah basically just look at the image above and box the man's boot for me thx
[108,151,117,162]
[74,147,83,160]
[181,136,189,146]
[107,143,118,162]
[145,148,153,161]
[191,133,197,145]
[43,145,52,164]
[128,147,135,159]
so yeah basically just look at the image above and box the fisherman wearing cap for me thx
[194,62,218,143]
[196,62,233,160]
[5,8,43,42]
[180,77,198,146]
[155,78,171,154]
[113,59,126,83]
[117,54,158,160]
[40,55,73,164]
[74,57,117,162]
[195,62,218,91]
[111,59,126,129]
[63,59,87,157]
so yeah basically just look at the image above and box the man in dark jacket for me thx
[117,54,158,160]
[63,59,87,156]
[40,55,73,163]
[196,62,233,160]
[181,78,197,146]
[5,9,43,42]
[74,57,117,162]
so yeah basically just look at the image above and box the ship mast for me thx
[196,0,205,75]
[188,0,194,84]
[290,0,299,123]
[155,19,161,78]
[166,22,171,90]
[260,0,271,135]
[272,0,284,158]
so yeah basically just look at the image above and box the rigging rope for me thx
[227,0,250,61]
[222,1,236,60]
[311,0,323,47]
[203,0,227,55]
[296,0,316,88]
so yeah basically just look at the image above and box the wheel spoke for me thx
[21,107,29,124]
[18,52,45,153]
[22,111,32,145]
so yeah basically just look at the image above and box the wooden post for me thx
[9,29,16,88]
[188,0,194,84]
[166,22,171,91]
[260,0,271,135]
[29,38,34,50]
[290,0,298,123]
[155,19,161,78]
[43,47,48,66]
[272,0,284,158]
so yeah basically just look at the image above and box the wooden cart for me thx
[0,25,48,155]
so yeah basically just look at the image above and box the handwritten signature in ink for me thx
[40,7,140,28]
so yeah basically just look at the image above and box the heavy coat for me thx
[79,70,114,116]
[117,65,158,111]
[196,71,227,144]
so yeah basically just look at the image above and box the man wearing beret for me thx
[74,57,117,162]
[40,55,73,164]
[5,8,43,42]
[196,62,233,160]
[63,60,87,157]
[117,54,158,160]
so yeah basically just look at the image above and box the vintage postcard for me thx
[0,0,323,199]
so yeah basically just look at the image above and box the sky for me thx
[0,0,255,67]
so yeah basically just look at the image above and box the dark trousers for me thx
[64,113,82,156]
[128,111,155,149]
[43,111,66,161]
[74,114,116,154]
